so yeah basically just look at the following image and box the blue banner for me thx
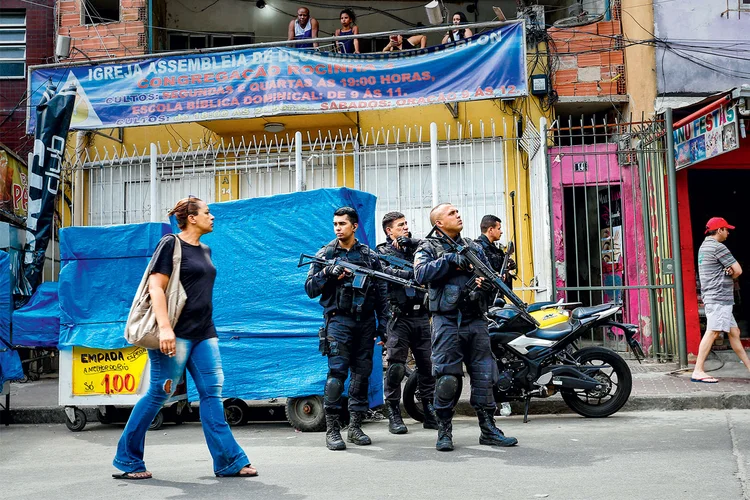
[27,23,527,132]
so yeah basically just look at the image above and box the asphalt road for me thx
[1,410,749,500]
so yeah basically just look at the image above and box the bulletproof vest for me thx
[377,242,423,310]
[424,237,486,316]
[325,241,374,315]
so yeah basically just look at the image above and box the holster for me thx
[318,315,331,356]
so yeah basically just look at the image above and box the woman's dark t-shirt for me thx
[150,235,217,341]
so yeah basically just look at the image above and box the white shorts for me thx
[705,303,738,333]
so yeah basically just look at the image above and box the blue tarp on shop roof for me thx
[12,282,60,348]
[185,188,382,404]
[57,222,172,349]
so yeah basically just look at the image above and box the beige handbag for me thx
[124,234,187,349]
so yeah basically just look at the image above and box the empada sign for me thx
[674,103,739,170]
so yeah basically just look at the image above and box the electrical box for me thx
[530,74,549,96]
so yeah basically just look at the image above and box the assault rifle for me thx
[298,254,427,293]
[425,225,538,326]
[378,253,414,271]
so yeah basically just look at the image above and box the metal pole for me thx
[353,138,361,190]
[149,143,158,222]
[73,131,86,226]
[665,108,688,367]
[430,122,439,207]
[295,131,304,192]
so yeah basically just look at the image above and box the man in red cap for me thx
[691,217,750,382]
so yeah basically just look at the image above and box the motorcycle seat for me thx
[571,304,614,320]
[526,321,574,341]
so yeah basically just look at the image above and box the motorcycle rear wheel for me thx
[561,347,632,418]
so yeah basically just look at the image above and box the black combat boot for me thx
[422,399,439,430]
[347,411,372,445]
[325,412,346,451]
[386,400,408,434]
[435,409,454,452]
[476,407,518,447]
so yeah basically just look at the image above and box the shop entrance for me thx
[688,169,750,337]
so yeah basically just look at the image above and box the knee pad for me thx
[435,375,459,401]
[324,377,345,403]
[385,363,406,386]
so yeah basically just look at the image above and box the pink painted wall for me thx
[549,143,652,351]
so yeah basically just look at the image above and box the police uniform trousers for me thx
[325,313,375,413]
[383,312,435,402]
[431,314,498,411]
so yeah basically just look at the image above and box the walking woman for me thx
[113,197,257,479]
[335,8,359,54]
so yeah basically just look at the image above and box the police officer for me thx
[377,212,438,434]
[476,214,515,289]
[414,203,518,451]
[305,207,389,451]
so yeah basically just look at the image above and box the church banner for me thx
[27,23,527,132]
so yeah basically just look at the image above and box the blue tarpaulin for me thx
[191,188,382,404]
[12,281,60,348]
[54,188,383,406]
[58,222,171,349]
[0,350,23,386]
[0,250,23,384]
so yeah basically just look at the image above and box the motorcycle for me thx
[402,236,644,423]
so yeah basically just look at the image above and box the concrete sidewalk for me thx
[3,350,750,425]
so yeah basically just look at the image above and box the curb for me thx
[6,392,750,425]
[452,392,750,417]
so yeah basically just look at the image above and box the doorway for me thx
[688,169,750,337]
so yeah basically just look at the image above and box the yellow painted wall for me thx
[69,51,553,303]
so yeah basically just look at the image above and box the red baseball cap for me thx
[705,217,735,234]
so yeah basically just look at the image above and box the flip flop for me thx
[217,465,258,478]
[112,471,152,480]
[690,377,719,384]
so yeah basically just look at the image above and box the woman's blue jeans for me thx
[113,337,249,476]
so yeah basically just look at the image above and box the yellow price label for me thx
[72,346,149,395]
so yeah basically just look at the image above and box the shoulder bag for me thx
[124,234,188,349]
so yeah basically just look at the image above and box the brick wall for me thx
[0,0,55,158]
[548,17,627,98]
[58,0,148,60]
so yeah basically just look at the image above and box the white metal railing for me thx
[60,118,541,293]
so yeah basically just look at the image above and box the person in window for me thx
[112,197,257,480]
[442,12,473,44]
[335,8,360,54]
[382,33,427,52]
[288,7,319,49]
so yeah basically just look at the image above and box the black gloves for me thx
[324,264,346,278]
[396,236,418,249]
[455,254,473,271]
[376,323,388,343]
[477,277,494,291]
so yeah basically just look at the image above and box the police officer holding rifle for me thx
[414,203,519,451]
[302,207,424,451]
[377,212,438,435]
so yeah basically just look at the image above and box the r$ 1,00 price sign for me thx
[72,346,149,395]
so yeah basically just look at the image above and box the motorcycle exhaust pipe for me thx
[551,376,604,391]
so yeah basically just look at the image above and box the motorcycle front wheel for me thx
[561,346,632,418]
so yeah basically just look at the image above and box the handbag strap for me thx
[170,233,182,283]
